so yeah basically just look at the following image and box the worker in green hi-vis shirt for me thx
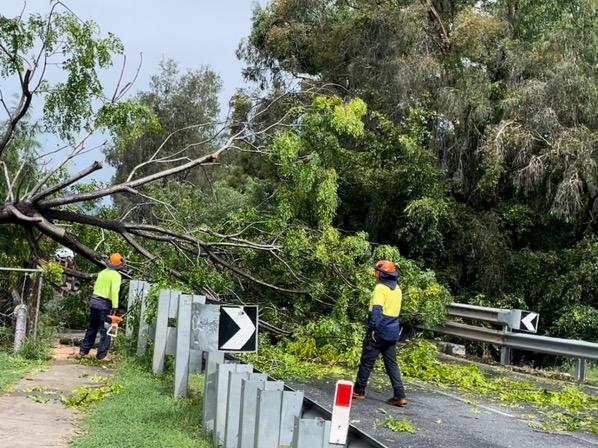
[79,253,125,361]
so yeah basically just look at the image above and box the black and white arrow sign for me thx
[218,306,258,352]
[519,311,539,333]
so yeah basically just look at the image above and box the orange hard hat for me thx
[373,260,396,274]
[106,252,125,270]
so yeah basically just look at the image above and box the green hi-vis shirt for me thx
[93,268,122,309]
[369,283,402,317]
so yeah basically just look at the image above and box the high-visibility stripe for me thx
[330,380,353,444]
[335,383,353,407]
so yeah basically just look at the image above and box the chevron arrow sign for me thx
[218,306,258,352]
[519,311,539,333]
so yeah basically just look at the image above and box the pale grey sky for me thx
[3,0,265,180]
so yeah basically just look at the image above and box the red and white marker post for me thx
[329,380,354,445]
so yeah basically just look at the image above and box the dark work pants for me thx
[355,336,406,399]
[80,307,111,359]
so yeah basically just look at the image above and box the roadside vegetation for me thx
[0,352,46,392]
[70,355,213,448]
[0,321,53,392]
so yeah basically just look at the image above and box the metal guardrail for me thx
[131,281,386,447]
[429,321,598,361]
[426,303,598,380]
[446,303,516,328]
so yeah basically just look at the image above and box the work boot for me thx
[386,397,408,407]
[352,391,366,401]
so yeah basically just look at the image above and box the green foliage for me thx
[382,415,417,433]
[398,340,598,432]
[18,337,52,361]
[96,100,159,144]
[0,6,154,142]
[241,335,348,380]
[0,327,12,349]
[0,352,45,392]
[42,262,64,285]
[239,0,598,345]
[41,14,123,139]
[62,383,124,409]
[106,59,222,189]
[144,281,190,324]
[505,236,598,339]
[18,313,57,361]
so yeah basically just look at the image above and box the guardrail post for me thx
[202,352,225,430]
[224,371,251,448]
[134,281,151,355]
[292,418,327,448]
[152,289,174,374]
[174,294,193,397]
[127,280,149,336]
[577,358,587,382]
[189,349,203,373]
[500,325,512,366]
[254,388,283,448]
[189,295,206,373]
[214,363,254,446]
[238,378,281,448]
[279,391,304,447]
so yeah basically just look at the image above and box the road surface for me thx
[289,376,598,448]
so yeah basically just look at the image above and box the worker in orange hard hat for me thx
[79,253,125,361]
[352,260,407,407]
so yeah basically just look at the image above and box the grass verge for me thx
[0,351,46,392]
[70,357,213,448]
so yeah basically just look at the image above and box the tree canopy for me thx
[236,0,598,339]
[0,0,596,346]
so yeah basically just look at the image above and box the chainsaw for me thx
[105,314,125,338]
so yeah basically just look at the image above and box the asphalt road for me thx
[288,376,598,448]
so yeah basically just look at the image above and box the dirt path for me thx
[0,345,113,448]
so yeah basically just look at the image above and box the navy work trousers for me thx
[355,335,406,399]
[80,307,111,360]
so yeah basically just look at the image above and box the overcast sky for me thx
[3,0,265,180]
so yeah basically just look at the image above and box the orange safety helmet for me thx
[373,260,396,274]
[106,252,125,270]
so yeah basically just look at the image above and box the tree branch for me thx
[42,210,308,295]
[29,160,104,203]
[28,131,97,196]
[6,204,42,222]
[427,0,451,54]
[202,245,308,295]
[24,227,42,259]
[0,69,33,160]
[40,133,240,208]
